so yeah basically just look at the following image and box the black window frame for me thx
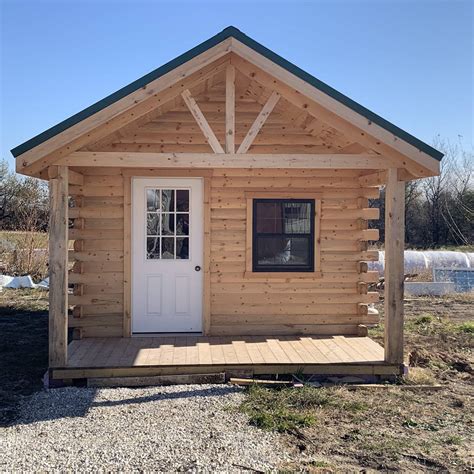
[252,198,315,273]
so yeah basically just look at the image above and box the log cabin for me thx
[12,26,443,383]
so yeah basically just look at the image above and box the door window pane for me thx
[161,190,175,212]
[176,238,189,259]
[161,238,175,259]
[147,214,160,235]
[146,190,160,211]
[176,214,189,235]
[147,237,160,259]
[145,187,191,260]
[176,190,189,212]
[161,213,175,235]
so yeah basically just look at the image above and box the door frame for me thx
[122,170,211,337]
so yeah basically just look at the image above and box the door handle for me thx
[195,266,201,272]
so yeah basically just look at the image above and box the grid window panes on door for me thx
[253,199,315,272]
[146,188,190,260]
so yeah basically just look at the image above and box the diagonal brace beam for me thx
[237,90,280,154]
[181,89,224,154]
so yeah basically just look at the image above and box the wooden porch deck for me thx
[51,335,402,380]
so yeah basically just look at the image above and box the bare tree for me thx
[368,136,473,249]
[0,160,49,231]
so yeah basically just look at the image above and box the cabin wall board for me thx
[68,167,379,338]
[208,168,379,336]
[69,168,125,338]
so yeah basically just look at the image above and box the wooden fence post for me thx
[48,166,69,367]
[384,168,405,364]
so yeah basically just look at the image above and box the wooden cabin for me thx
[12,27,443,383]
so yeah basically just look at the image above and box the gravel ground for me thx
[1,384,292,472]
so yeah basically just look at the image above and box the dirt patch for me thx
[373,293,474,387]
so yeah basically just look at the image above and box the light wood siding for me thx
[208,168,380,336]
[68,167,379,338]
[69,169,124,338]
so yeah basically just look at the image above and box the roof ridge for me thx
[11,26,443,161]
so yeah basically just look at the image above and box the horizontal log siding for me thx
[68,167,379,338]
[69,169,124,337]
[209,169,379,336]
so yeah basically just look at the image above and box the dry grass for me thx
[240,292,474,471]
[0,231,49,249]
[244,382,472,471]
[403,367,437,385]
[0,231,49,279]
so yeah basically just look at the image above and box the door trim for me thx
[123,174,211,337]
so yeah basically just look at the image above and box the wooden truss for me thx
[17,48,440,179]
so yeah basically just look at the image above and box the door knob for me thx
[195,266,201,272]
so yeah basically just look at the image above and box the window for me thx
[252,199,315,272]
[145,188,190,260]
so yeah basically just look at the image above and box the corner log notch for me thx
[48,165,69,367]
[384,168,405,364]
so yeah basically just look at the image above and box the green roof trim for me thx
[11,26,443,161]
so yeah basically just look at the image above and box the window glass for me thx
[176,190,189,212]
[147,237,160,260]
[176,214,189,235]
[146,190,160,211]
[253,199,315,272]
[255,236,311,267]
[145,187,190,260]
[176,237,189,259]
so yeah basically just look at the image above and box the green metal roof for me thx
[11,26,443,161]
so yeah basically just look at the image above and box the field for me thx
[0,289,472,471]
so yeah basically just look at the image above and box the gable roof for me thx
[11,26,443,161]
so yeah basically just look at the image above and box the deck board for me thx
[197,337,213,364]
[61,335,398,379]
[231,339,253,364]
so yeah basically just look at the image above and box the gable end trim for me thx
[11,26,443,162]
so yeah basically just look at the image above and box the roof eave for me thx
[11,25,444,163]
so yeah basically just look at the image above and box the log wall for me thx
[209,168,380,336]
[69,168,124,338]
[68,168,380,338]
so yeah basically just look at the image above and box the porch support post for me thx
[48,165,69,367]
[384,168,405,364]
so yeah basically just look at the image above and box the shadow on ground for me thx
[7,383,241,427]
[0,292,49,426]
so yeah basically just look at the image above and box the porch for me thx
[50,335,403,380]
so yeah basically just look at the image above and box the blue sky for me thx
[1,0,472,169]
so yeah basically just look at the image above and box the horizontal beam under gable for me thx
[58,151,396,169]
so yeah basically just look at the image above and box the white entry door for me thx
[132,178,203,333]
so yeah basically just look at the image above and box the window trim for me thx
[244,192,322,279]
